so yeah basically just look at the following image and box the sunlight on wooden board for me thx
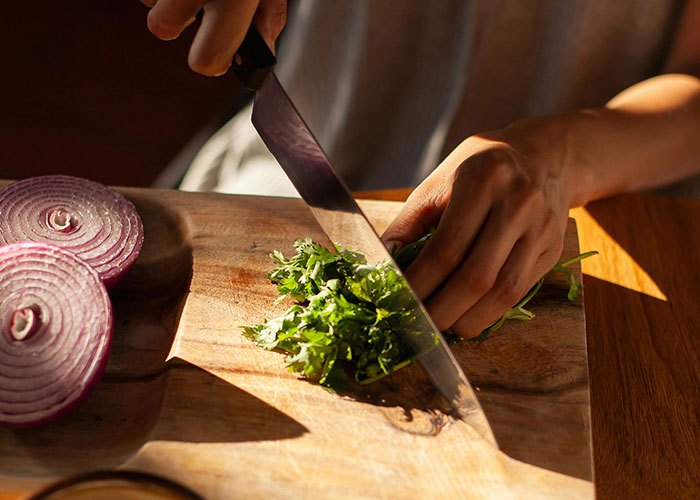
[570,207,667,301]
[0,493,23,500]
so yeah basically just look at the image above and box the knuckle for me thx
[434,315,455,333]
[520,182,545,207]
[270,3,287,33]
[494,274,526,306]
[512,184,547,220]
[536,237,565,274]
[455,150,510,186]
[453,160,478,186]
[188,51,230,76]
[406,189,445,222]
[431,238,465,269]
[483,155,519,192]
[464,266,497,295]
[147,12,181,40]
[541,208,563,238]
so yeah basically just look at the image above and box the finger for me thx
[147,0,203,40]
[140,0,157,7]
[188,0,260,76]
[253,0,287,52]
[424,181,562,330]
[424,207,523,331]
[380,187,447,251]
[447,236,540,338]
[449,214,566,338]
[403,153,508,300]
[380,141,493,249]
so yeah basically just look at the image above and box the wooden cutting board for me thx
[0,186,593,499]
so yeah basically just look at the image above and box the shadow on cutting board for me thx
[0,359,307,479]
[0,194,306,481]
[151,358,308,445]
[336,256,593,482]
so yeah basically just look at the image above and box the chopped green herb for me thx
[242,238,421,391]
[241,234,597,391]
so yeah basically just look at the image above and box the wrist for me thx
[500,110,604,208]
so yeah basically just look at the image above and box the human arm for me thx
[139,0,286,76]
[382,4,700,339]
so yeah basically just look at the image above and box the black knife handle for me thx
[232,25,277,91]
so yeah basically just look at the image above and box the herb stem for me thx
[357,358,414,385]
[550,250,599,271]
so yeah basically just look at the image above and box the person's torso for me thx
[277,0,682,190]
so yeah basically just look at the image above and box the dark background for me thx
[1,2,249,187]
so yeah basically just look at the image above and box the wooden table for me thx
[358,189,700,499]
[1,188,699,499]
[575,195,700,499]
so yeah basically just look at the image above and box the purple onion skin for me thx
[0,242,113,428]
[0,175,144,290]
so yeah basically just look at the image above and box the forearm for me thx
[503,74,700,208]
[384,75,700,338]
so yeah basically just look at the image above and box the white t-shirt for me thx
[181,0,684,197]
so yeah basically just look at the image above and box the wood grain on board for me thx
[360,189,700,500]
[0,186,593,499]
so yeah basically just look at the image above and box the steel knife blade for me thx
[233,26,496,446]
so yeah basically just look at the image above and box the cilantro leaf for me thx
[241,235,597,390]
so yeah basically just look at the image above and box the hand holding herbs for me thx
[242,233,596,392]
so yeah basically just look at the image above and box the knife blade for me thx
[233,26,496,446]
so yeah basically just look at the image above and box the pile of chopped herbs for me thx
[241,232,596,391]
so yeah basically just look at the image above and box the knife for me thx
[232,26,496,446]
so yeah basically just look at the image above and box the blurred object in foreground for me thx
[27,471,203,500]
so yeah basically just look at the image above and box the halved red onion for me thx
[0,175,144,290]
[0,242,113,428]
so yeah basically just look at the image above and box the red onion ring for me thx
[0,242,113,428]
[0,175,144,290]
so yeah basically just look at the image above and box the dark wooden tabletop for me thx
[577,194,700,499]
